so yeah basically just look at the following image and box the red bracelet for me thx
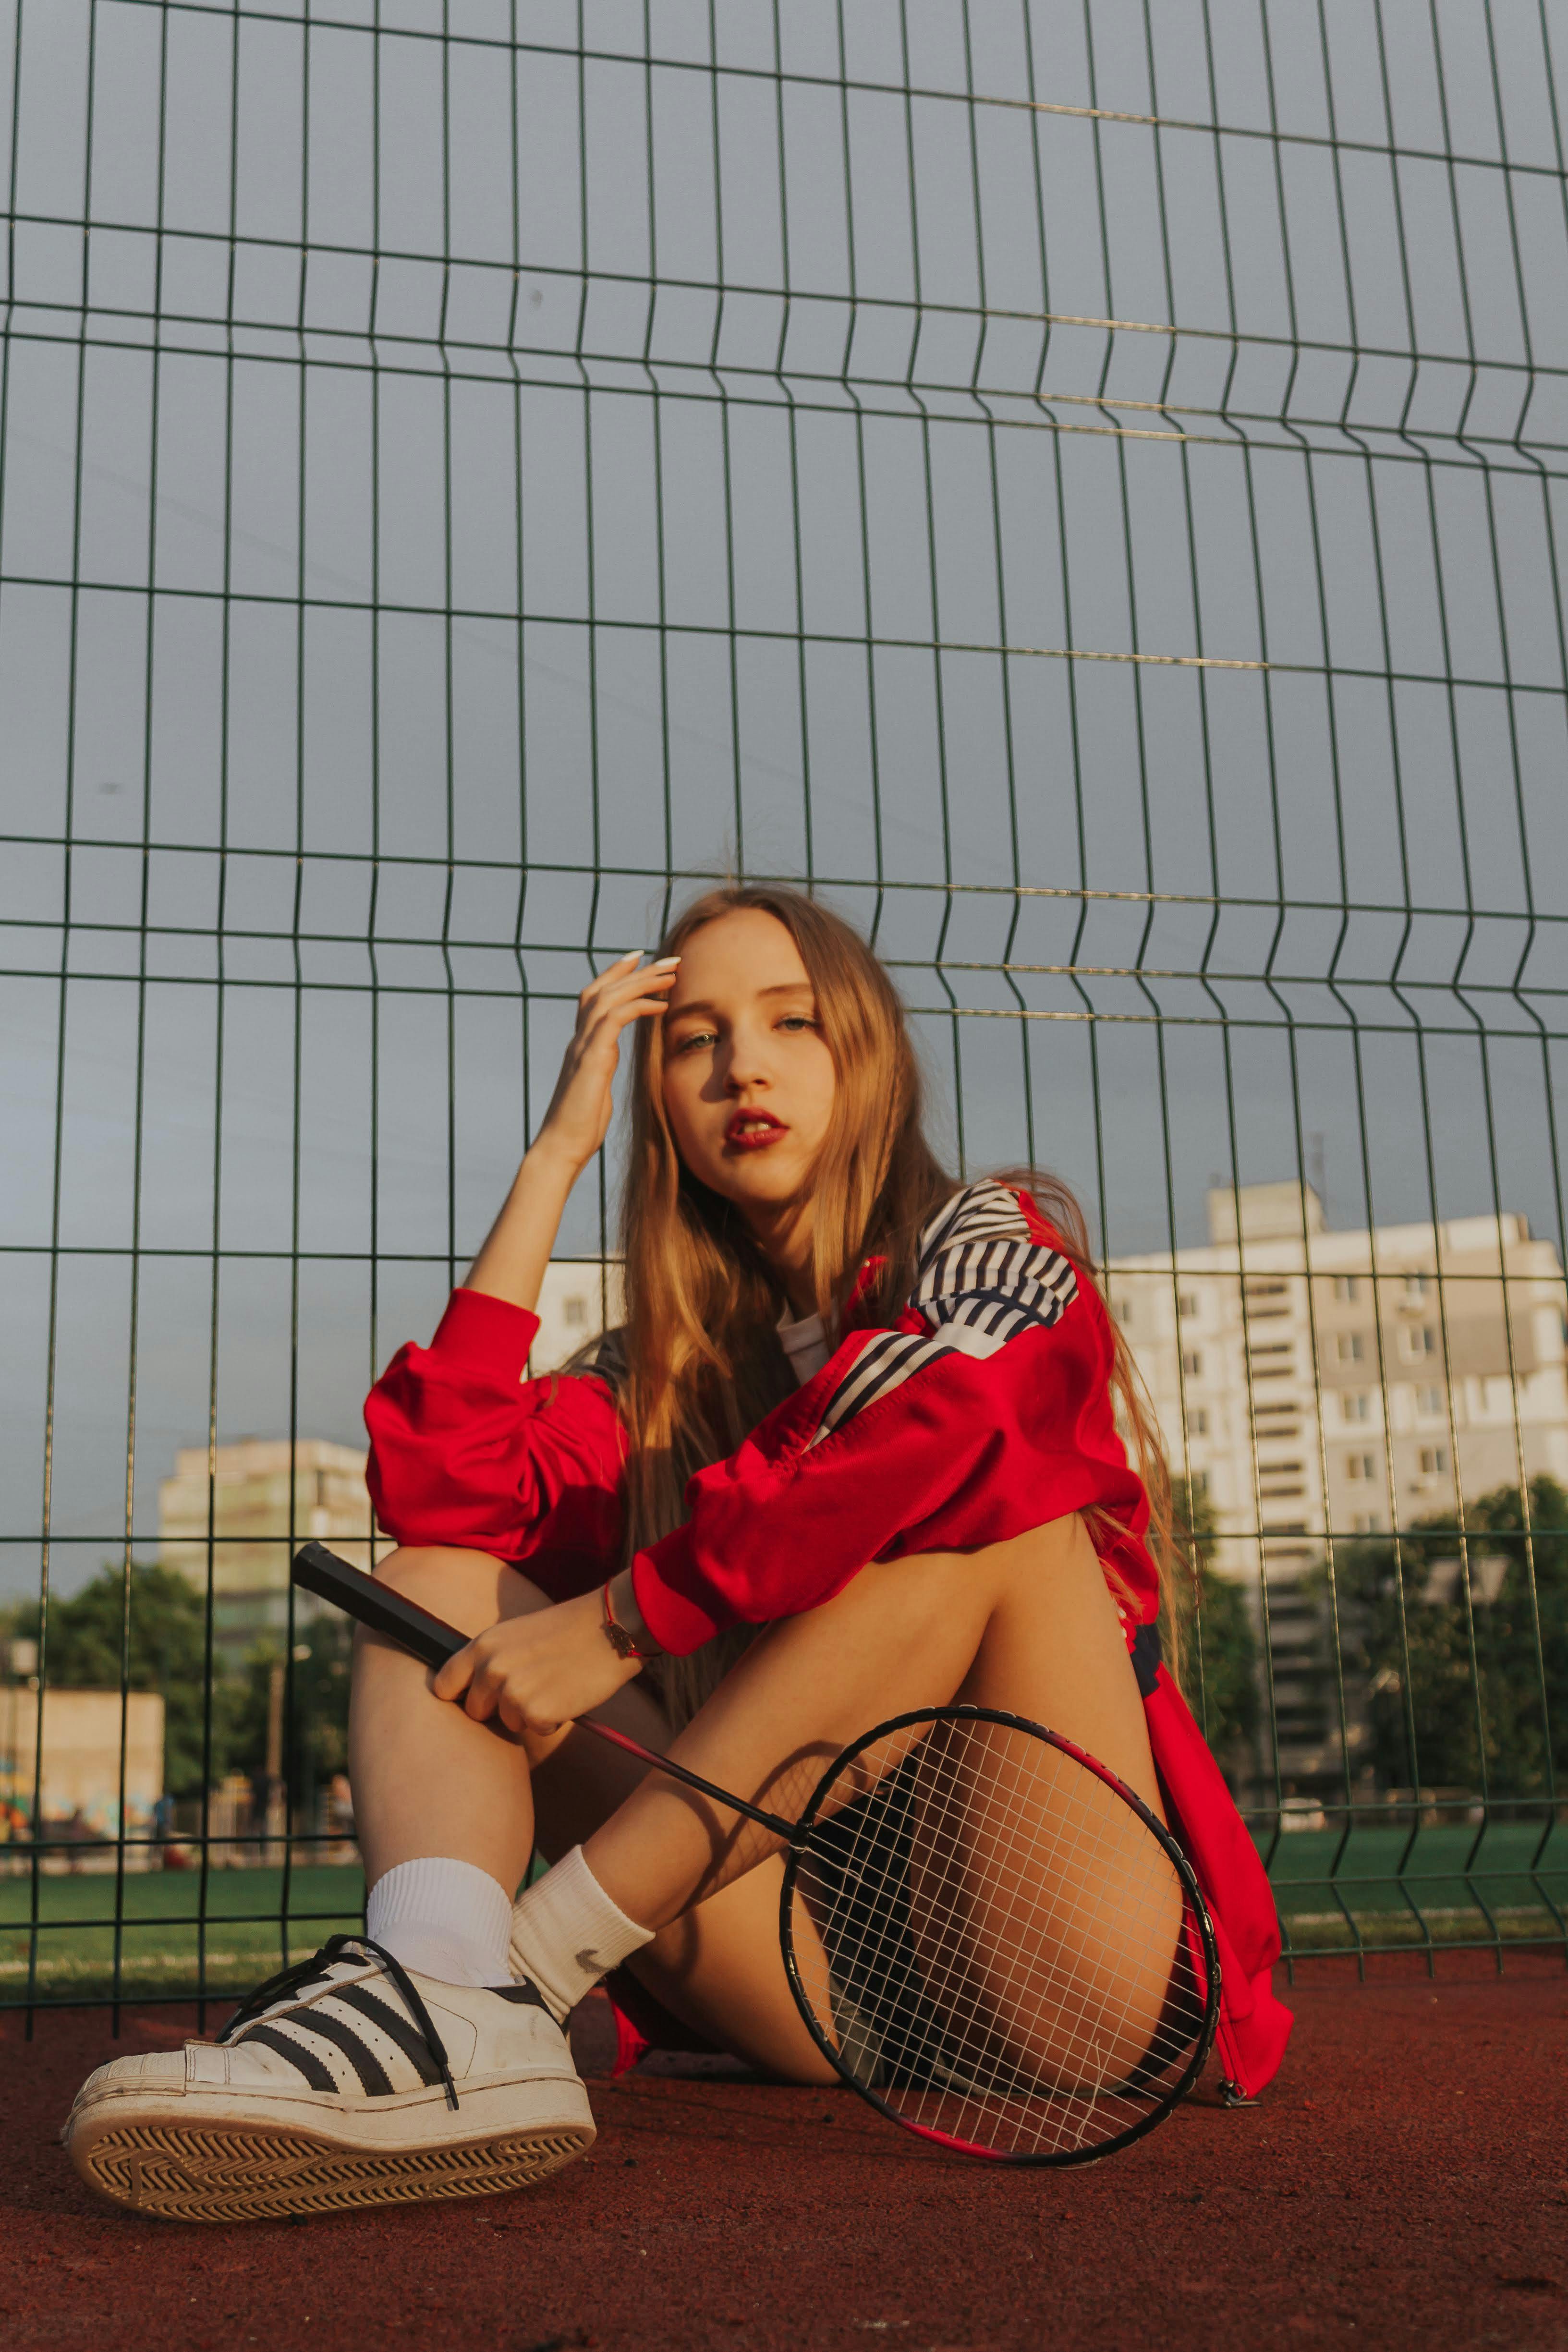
[601,1575,657,1664]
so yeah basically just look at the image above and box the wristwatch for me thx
[600,1570,662,1663]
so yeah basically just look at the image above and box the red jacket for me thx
[365,1179,1292,2098]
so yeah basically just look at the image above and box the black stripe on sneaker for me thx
[240,2022,338,2093]
[333,1984,444,2085]
[282,2006,396,2098]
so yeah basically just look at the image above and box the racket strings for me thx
[809,1799,1188,2146]
[819,1744,1184,2056]
[791,1718,1211,2159]
[875,1742,1183,2002]
[817,1816,1179,2124]
[886,1777,1199,2133]
[881,1761,1197,2110]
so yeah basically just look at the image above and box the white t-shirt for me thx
[777,1307,833,1385]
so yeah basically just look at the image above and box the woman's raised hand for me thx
[534,950,681,1176]
[463,949,679,1311]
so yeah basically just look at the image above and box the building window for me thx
[1332,1276,1360,1302]
[1417,1446,1448,1476]
[1403,1325,1436,1359]
[1351,1512,1382,1535]
[1404,1273,1431,1300]
[1336,1333,1365,1363]
[1178,1293,1199,1319]
[1181,1350,1202,1378]
[1115,1299,1133,1326]
[1417,1384,1444,1416]
[1345,1453,1377,1481]
[1191,1407,1210,1435]
[1341,1392,1370,1423]
[563,1295,589,1328]
[1190,1471,1209,1498]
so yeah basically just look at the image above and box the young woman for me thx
[66,887,1290,2222]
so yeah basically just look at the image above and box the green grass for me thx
[2,1820,1564,2002]
[0,1865,366,2002]
[1261,1818,1568,1955]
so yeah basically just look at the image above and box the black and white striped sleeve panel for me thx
[805,1181,1078,1450]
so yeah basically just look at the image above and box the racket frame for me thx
[777,1703,1222,2167]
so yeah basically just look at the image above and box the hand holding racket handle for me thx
[290,1542,798,1839]
[292,1540,1220,2165]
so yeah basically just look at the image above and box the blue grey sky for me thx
[3,0,1568,1590]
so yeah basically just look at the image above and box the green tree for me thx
[12,1562,241,1799]
[1164,1479,1261,1789]
[1330,1477,1568,1797]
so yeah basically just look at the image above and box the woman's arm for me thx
[464,949,679,1311]
[430,1296,1140,1733]
[434,1185,1158,1733]
[364,949,679,1560]
[365,1292,629,1564]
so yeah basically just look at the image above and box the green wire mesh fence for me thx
[3,0,1567,2009]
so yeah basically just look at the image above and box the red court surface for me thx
[2,1951,1564,2352]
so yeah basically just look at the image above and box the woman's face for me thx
[659,909,838,1222]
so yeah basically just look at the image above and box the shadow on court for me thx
[0,1950,1563,2352]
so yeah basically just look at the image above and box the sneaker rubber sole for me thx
[69,2095,596,2223]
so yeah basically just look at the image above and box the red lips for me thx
[725,1109,788,1149]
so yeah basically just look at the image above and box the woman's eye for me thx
[778,1015,816,1034]
[674,1029,717,1055]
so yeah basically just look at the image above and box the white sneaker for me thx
[63,1934,596,2224]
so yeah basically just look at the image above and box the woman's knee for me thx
[369,1544,550,1639]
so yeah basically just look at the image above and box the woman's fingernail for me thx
[655,955,681,967]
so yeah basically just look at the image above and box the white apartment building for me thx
[1114,1182,1568,1792]
[1113,1182,1568,1589]
[528,1260,625,1374]
[159,1437,386,1664]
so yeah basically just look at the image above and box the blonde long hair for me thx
[609,885,1179,1721]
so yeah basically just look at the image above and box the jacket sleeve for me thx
[364,1287,626,1569]
[631,1188,1159,1656]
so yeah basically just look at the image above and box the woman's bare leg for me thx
[348,1546,831,2077]
[348,1547,667,1894]
[350,1519,1167,2085]
[622,1858,841,2083]
[583,1511,1154,1929]
[587,1515,1175,2086]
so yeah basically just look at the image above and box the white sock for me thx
[508,1845,653,2023]
[365,1857,515,1988]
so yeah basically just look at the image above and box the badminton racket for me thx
[292,1540,1219,2166]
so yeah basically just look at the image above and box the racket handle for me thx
[292,1541,467,1672]
[290,1544,797,1843]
